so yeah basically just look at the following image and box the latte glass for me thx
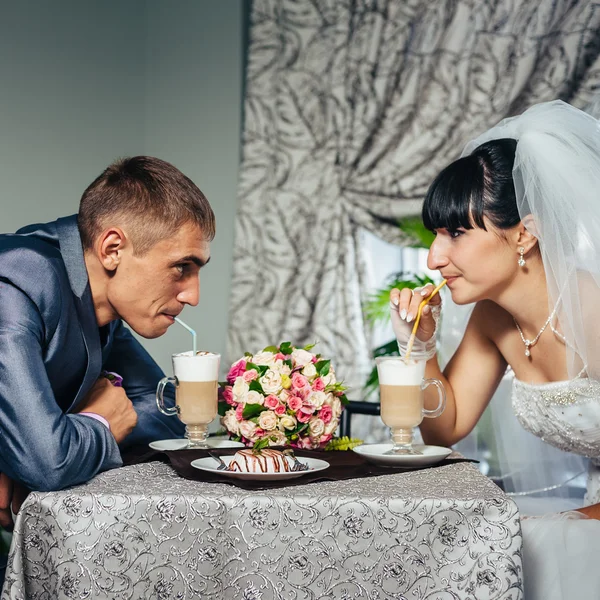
[156,351,220,449]
[376,356,446,455]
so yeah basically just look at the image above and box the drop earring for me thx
[518,246,526,267]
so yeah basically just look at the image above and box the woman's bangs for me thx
[422,157,484,232]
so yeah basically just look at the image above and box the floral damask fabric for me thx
[227,0,600,394]
[3,462,523,599]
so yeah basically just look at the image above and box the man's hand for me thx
[75,378,138,444]
[0,473,28,531]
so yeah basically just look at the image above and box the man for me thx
[0,156,215,529]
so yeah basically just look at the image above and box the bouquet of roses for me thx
[218,342,348,449]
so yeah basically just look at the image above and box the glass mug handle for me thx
[156,376,179,416]
[421,378,446,418]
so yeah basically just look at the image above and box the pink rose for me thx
[287,396,303,412]
[264,395,279,410]
[319,433,333,445]
[297,410,312,423]
[221,386,234,405]
[298,436,315,449]
[291,372,308,390]
[243,369,258,382]
[312,377,325,392]
[274,403,286,416]
[227,359,247,384]
[296,386,311,400]
[319,405,333,424]
[235,404,244,420]
[254,428,265,438]
[275,352,286,361]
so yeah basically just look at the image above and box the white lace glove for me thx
[389,285,441,361]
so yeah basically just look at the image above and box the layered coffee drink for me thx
[378,359,425,430]
[173,351,219,426]
[375,356,445,455]
[156,350,221,448]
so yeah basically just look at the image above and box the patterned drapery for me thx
[227,0,600,394]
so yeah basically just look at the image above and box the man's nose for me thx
[177,278,200,307]
[427,238,449,271]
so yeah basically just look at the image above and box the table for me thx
[2,460,523,599]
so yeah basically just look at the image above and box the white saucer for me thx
[352,444,452,467]
[149,438,245,451]
[191,455,330,481]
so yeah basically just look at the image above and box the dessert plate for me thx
[149,438,244,451]
[191,455,330,480]
[352,444,452,467]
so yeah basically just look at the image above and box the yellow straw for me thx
[404,279,447,361]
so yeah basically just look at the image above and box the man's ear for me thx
[97,228,128,272]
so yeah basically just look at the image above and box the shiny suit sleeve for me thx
[102,321,185,449]
[0,282,122,491]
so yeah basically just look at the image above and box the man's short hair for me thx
[78,156,216,255]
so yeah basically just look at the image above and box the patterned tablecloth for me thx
[2,461,522,599]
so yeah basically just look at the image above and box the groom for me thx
[0,156,215,529]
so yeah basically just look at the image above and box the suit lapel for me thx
[55,216,102,411]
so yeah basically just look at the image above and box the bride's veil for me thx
[440,100,600,512]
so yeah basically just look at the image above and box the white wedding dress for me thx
[510,376,600,600]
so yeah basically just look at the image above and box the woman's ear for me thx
[516,217,539,254]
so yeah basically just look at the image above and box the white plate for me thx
[352,444,452,467]
[149,438,245,451]
[191,455,330,480]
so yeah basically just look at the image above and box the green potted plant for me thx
[363,217,435,397]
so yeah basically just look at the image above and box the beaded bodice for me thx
[512,376,600,504]
[512,377,600,459]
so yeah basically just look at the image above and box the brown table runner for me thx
[122,445,478,490]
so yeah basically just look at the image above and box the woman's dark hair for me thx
[422,138,519,233]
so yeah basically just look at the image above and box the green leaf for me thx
[246,363,268,377]
[279,342,293,355]
[325,436,364,451]
[303,342,317,351]
[315,360,330,376]
[289,422,309,436]
[338,394,349,406]
[252,438,270,451]
[249,380,265,394]
[217,401,229,416]
[397,216,436,248]
[262,345,279,353]
[242,403,268,419]
[244,352,253,357]
[283,359,293,370]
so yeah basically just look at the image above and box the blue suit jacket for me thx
[0,215,184,491]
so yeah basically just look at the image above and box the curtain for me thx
[226,0,600,395]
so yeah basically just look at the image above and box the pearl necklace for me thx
[513,302,560,357]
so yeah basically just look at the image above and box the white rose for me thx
[306,390,327,409]
[274,359,291,375]
[221,409,240,435]
[245,390,264,405]
[260,369,282,394]
[291,348,313,367]
[302,363,317,378]
[309,417,325,437]
[232,378,249,401]
[239,420,257,439]
[330,396,342,418]
[267,431,287,446]
[252,351,276,366]
[324,418,338,436]
[278,414,297,431]
[258,410,278,431]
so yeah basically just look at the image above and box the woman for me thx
[390,100,600,598]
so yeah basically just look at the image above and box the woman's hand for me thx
[390,283,442,359]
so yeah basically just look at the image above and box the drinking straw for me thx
[174,317,197,355]
[404,279,447,361]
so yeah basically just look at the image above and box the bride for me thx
[390,100,600,599]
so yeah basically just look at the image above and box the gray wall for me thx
[0,1,243,375]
